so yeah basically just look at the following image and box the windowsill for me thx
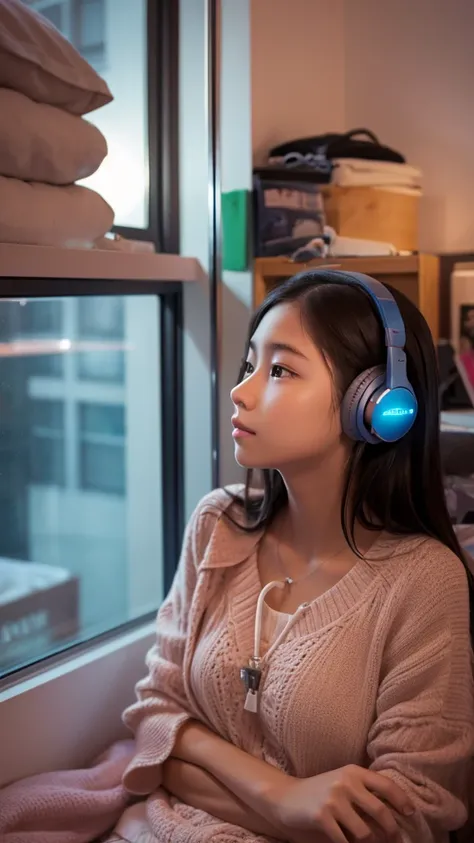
[0,243,206,283]
[0,620,155,788]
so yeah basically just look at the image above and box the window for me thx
[28,399,65,486]
[18,299,64,378]
[18,300,63,336]
[78,402,126,495]
[24,1,106,70]
[76,297,125,383]
[77,297,124,339]
[0,286,182,679]
[76,0,106,69]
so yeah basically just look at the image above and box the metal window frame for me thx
[207,0,222,489]
[0,278,184,681]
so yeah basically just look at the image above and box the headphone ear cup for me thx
[341,365,386,443]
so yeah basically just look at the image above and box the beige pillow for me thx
[0,89,108,184]
[0,0,112,115]
[0,175,114,248]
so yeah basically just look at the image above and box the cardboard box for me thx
[321,185,419,252]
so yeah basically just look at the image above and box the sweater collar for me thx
[200,506,264,570]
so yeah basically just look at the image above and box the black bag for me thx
[270,129,405,165]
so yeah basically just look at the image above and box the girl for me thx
[118,269,474,843]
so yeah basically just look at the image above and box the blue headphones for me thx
[321,269,418,444]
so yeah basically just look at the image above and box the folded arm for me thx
[163,758,335,843]
[162,759,287,840]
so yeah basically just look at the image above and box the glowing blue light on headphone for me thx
[382,408,415,417]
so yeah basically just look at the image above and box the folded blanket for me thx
[332,158,422,189]
[0,175,114,248]
[0,743,274,843]
[0,740,134,843]
[0,89,107,184]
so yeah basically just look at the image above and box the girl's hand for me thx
[270,764,414,843]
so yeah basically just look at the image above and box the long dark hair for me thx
[229,269,474,634]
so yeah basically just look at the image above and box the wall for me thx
[344,0,474,253]
[251,0,474,253]
[251,0,346,166]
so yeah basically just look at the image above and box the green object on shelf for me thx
[222,189,248,272]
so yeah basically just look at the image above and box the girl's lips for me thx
[232,427,255,439]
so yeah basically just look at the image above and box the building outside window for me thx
[28,398,66,487]
[23,0,106,70]
[0,291,167,676]
[78,401,126,495]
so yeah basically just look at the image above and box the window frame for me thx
[0,277,184,682]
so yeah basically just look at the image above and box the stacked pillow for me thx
[0,0,115,247]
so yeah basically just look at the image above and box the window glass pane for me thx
[79,0,105,51]
[76,296,125,382]
[0,294,163,676]
[81,0,149,228]
[19,300,63,336]
[78,296,124,339]
[24,0,149,229]
[29,355,64,378]
[30,398,64,431]
[80,440,125,495]
[77,350,124,383]
[36,2,63,30]
[28,398,65,488]
[79,402,125,437]
[15,299,65,378]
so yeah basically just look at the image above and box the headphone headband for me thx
[326,270,406,349]
[310,268,418,443]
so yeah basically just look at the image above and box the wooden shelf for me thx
[254,254,440,343]
[0,243,205,283]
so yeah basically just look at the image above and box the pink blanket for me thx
[0,740,134,843]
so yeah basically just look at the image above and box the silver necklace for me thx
[273,520,349,588]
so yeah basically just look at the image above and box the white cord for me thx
[253,578,292,661]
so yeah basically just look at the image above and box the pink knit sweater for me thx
[119,486,474,843]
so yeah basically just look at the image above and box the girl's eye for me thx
[271,364,294,379]
[243,361,254,377]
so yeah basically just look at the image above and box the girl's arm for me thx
[163,759,331,843]
[171,719,287,817]
[171,721,411,841]
[163,759,286,839]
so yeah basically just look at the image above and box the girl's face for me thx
[231,302,348,471]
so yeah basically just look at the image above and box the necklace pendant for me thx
[244,688,259,713]
[240,660,261,692]
[240,658,262,713]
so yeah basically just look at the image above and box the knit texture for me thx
[122,486,474,842]
[0,739,133,843]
